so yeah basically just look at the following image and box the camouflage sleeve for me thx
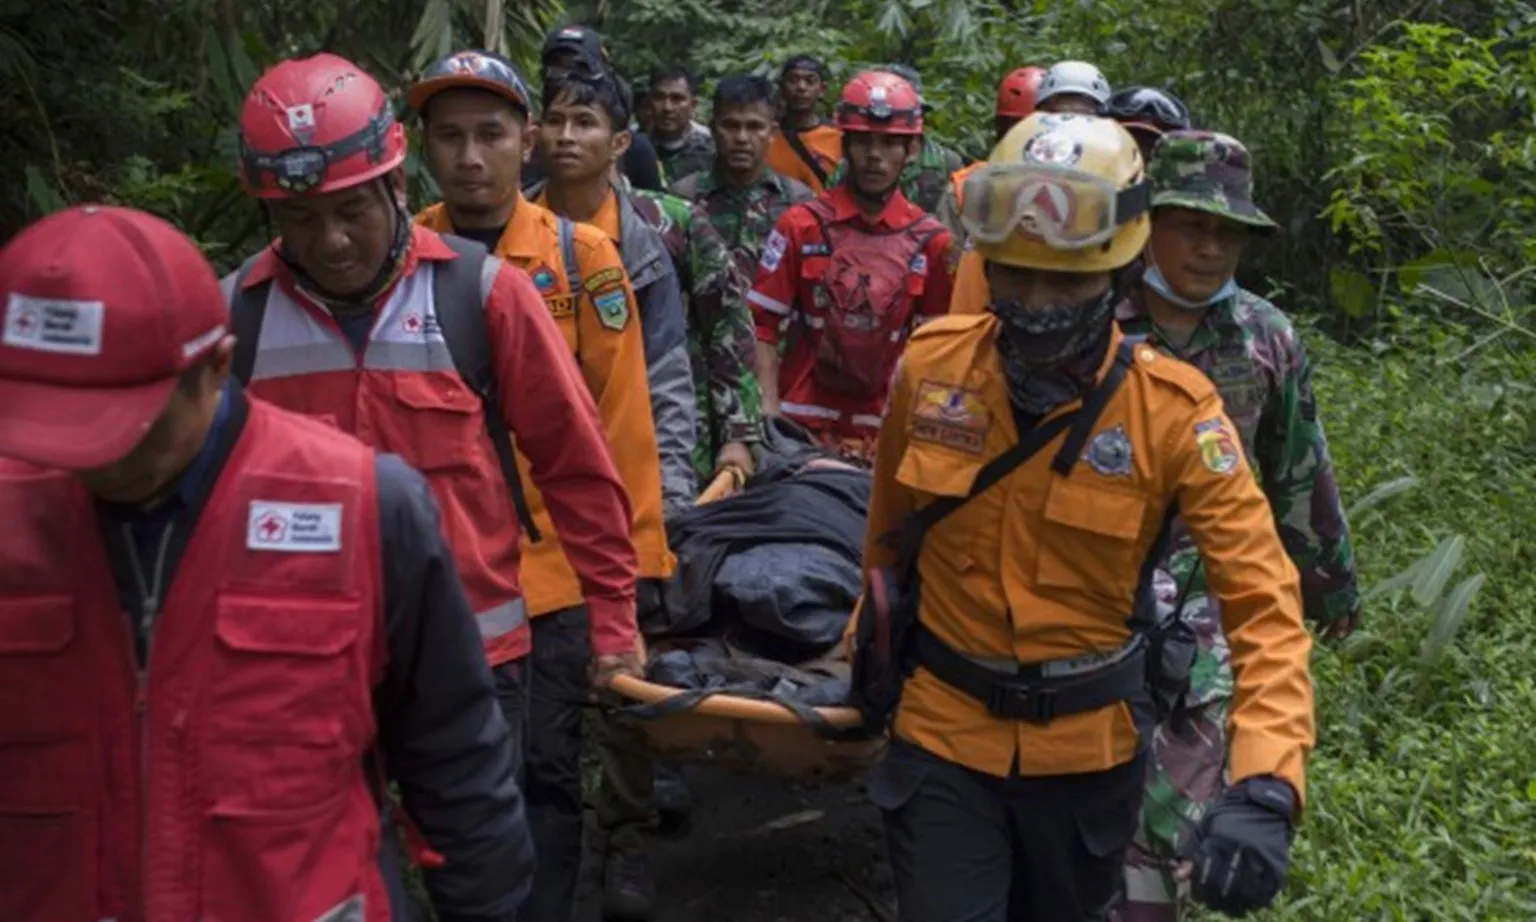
[826,159,847,189]
[1256,328,1361,627]
[685,202,763,457]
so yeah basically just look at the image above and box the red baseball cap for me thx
[0,205,229,470]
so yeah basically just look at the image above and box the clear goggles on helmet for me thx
[241,106,394,195]
[1107,88,1190,133]
[960,161,1150,251]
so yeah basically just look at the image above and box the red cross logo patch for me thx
[254,511,288,543]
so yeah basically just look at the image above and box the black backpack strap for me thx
[432,233,543,543]
[557,216,581,297]
[782,128,829,186]
[226,257,269,385]
[1050,339,1139,476]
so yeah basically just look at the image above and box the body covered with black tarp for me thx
[638,420,869,704]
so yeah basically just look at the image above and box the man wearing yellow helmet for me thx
[853,113,1315,921]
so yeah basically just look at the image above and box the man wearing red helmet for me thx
[749,70,955,464]
[935,66,1047,253]
[0,205,534,921]
[224,54,646,772]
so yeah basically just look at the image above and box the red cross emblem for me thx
[255,512,287,542]
[10,306,38,335]
[402,313,423,334]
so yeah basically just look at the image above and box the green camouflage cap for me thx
[1148,130,1277,231]
[876,63,923,93]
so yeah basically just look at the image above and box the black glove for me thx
[1184,775,1296,917]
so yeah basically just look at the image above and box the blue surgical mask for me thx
[1142,259,1238,311]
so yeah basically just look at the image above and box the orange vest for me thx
[766,124,844,194]
[416,201,674,617]
[862,312,1314,800]
[950,161,982,205]
[0,399,388,922]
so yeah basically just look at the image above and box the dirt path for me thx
[573,767,896,922]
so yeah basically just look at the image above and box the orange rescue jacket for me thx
[863,312,1315,802]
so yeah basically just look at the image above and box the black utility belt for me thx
[913,625,1147,724]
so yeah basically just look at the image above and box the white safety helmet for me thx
[1037,60,1112,108]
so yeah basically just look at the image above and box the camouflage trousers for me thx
[1114,567,1233,922]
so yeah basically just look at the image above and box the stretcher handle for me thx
[697,464,747,505]
[607,673,867,729]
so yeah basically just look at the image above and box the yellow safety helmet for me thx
[960,113,1150,273]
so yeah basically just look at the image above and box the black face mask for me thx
[989,286,1117,416]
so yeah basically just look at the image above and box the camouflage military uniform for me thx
[826,136,964,213]
[629,186,762,479]
[655,129,716,187]
[672,167,816,296]
[1113,133,1360,922]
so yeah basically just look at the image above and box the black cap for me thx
[542,24,607,75]
[780,55,828,80]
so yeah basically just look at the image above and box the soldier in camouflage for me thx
[824,64,966,213]
[625,182,762,481]
[1112,130,1361,922]
[673,73,817,346]
[647,65,717,185]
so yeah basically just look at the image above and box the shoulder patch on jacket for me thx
[583,266,625,295]
[1133,342,1218,405]
[593,288,630,331]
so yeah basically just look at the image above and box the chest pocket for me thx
[1034,476,1148,604]
[209,596,363,807]
[392,374,484,474]
[895,442,991,573]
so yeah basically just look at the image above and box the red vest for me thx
[0,399,388,922]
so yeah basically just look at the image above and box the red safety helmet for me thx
[239,53,407,199]
[834,71,923,135]
[996,66,1046,119]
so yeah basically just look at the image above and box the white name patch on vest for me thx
[248,501,344,553]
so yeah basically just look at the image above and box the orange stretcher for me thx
[602,468,884,780]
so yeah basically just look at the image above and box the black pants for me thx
[874,740,1145,922]
[492,657,532,785]
[518,606,591,922]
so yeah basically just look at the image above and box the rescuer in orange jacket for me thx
[857,113,1314,921]
[407,51,676,922]
[0,205,534,921]
[222,53,645,771]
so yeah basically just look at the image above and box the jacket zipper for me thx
[122,521,175,921]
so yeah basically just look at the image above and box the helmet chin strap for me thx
[280,177,411,312]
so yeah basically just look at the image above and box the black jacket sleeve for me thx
[373,454,534,922]
[623,130,665,191]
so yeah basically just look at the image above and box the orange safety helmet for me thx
[834,70,924,135]
[996,66,1047,120]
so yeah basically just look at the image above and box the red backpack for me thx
[803,198,943,399]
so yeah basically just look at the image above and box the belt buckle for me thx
[988,682,1056,724]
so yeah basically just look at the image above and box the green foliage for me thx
[1191,320,1536,920]
[1,4,1534,916]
